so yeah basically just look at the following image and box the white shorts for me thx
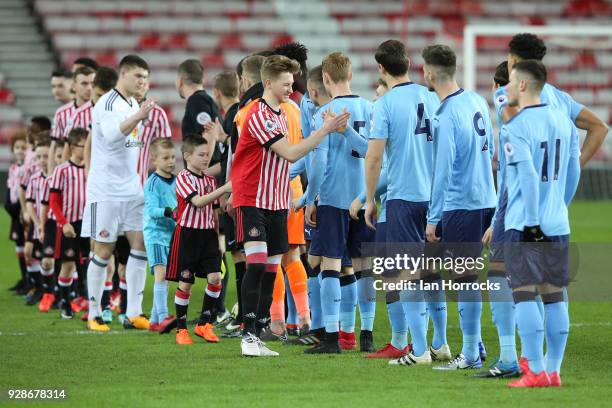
[81,200,144,243]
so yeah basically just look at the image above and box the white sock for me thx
[126,250,147,318]
[87,255,108,320]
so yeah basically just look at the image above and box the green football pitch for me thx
[1,202,611,407]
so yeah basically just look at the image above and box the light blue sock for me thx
[357,273,376,331]
[534,294,545,318]
[387,300,408,350]
[423,277,447,349]
[457,285,483,362]
[153,280,168,322]
[545,301,569,375]
[489,276,517,364]
[307,265,323,330]
[321,270,341,333]
[285,274,298,326]
[401,287,427,357]
[515,300,545,374]
[150,301,158,324]
[339,275,357,333]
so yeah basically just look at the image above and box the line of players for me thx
[5,33,608,388]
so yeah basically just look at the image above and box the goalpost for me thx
[462,24,612,199]
[463,24,612,91]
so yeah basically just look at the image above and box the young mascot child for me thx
[165,134,231,345]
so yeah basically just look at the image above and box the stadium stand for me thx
[0,0,609,160]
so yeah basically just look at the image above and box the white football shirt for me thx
[87,89,143,203]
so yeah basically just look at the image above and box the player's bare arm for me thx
[270,110,350,162]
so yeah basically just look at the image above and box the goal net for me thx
[463,25,612,199]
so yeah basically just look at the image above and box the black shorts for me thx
[115,235,130,265]
[166,227,222,284]
[9,216,25,245]
[235,206,288,257]
[58,221,90,262]
[42,219,59,259]
[221,212,242,252]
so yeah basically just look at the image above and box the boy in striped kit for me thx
[144,138,177,333]
[25,139,51,308]
[6,131,28,293]
[165,134,231,345]
[49,128,89,319]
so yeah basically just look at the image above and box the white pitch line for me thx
[1,322,611,336]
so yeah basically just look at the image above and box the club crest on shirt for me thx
[264,119,276,133]
[142,118,151,127]
[496,94,508,108]
[99,230,110,239]
[196,112,212,125]
[504,142,514,157]
[248,227,261,238]
[205,185,213,194]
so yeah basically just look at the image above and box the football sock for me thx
[387,294,408,350]
[514,292,545,374]
[423,274,447,349]
[234,260,246,323]
[285,274,298,326]
[40,265,54,294]
[58,276,72,302]
[101,281,112,310]
[488,274,517,364]
[534,293,545,318]
[285,260,309,320]
[126,250,147,318]
[174,288,190,330]
[256,259,281,335]
[217,255,228,314]
[87,255,108,319]
[307,265,323,330]
[201,283,222,324]
[544,294,569,375]
[241,253,265,335]
[339,274,357,333]
[356,270,376,332]
[119,278,127,315]
[270,266,285,322]
[401,287,427,356]
[153,280,169,322]
[16,246,27,281]
[320,270,341,334]
[456,276,483,362]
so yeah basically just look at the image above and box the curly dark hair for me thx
[508,33,547,61]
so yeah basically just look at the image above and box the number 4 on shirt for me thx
[415,103,432,141]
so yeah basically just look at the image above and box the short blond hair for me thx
[260,55,300,82]
[150,138,175,158]
[322,52,351,83]
[241,55,266,83]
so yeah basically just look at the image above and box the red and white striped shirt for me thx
[231,99,290,210]
[175,169,218,229]
[20,148,37,190]
[26,171,51,237]
[49,161,87,223]
[136,104,172,186]
[52,100,78,140]
[7,163,24,204]
[66,100,93,136]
